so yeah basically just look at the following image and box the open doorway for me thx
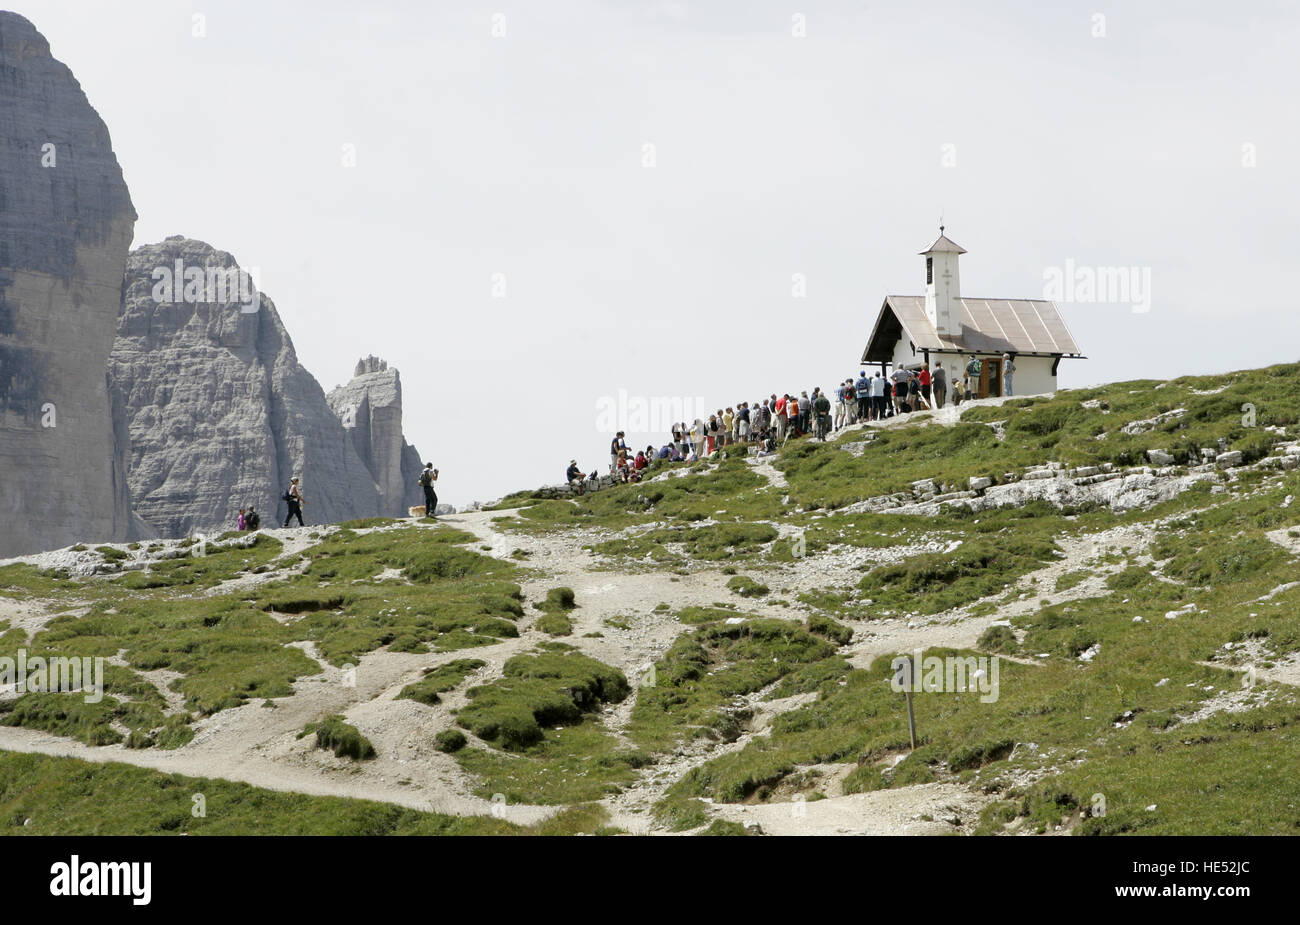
[980,358,1003,398]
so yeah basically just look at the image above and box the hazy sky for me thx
[19,0,1299,505]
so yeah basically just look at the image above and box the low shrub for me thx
[312,715,376,760]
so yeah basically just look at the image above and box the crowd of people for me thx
[569,353,1018,490]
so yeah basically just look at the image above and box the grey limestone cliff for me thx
[0,12,145,556]
[110,238,423,536]
[327,356,424,518]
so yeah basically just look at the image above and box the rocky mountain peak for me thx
[0,11,144,555]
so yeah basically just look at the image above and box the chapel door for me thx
[982,359,1001,398]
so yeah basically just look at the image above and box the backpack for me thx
[419,469,432,488]
[246,511,260,530]
[282,489,294,503]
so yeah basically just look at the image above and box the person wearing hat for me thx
[1002,354,1017,396]
[566,460,586,495]
[283,477,305,527]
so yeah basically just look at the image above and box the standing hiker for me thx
[245,506,261,531]
[813,388,831,440]
[854,371,871,421]
[237,507,247,531]
[891,367,912,413]
[1002,354,1017,396]
[932,361,948,409]
[418,462,439,517]
[283,477,305,527]
[610,432,627,474]
[965,355,982,396]
[908,372,925,411]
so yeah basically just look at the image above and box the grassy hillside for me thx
[3,363,1300,835]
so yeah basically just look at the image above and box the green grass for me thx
[857,527,1060,615]
[781,363,1300,511]
[538,586,576,612]
[449,645,643,803]
[6,363,1300,833]
[493,456,780,533]
[0,751,615,835]
[627,618,841,755]
[535,613,574,636]
[534,587,577,635]
[726,575,769,598]
[435,729,467,753]
[397,659,486,706]
[649,472,1300,832]
[456,645,630,750]
[0,525,523,733]
[455,721,648,805]
[310,715,377,760]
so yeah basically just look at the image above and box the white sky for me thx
[19,0,1299,505]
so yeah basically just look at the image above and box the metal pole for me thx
[905,654,918,750]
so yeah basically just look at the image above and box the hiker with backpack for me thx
[1002,354,1017,396]
[854,372,871,421]
[283,477,305,527]
[965,355,982,396]
[245,507,260,530]
[418,463,438,517]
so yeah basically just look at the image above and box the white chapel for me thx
[860,229,1085,397]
